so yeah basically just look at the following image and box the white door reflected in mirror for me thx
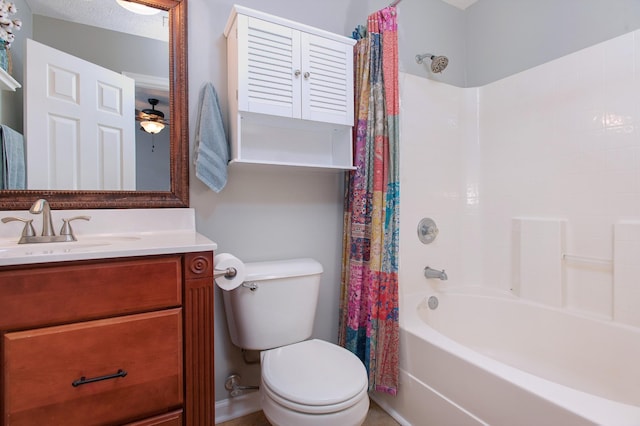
[25,39,136,190]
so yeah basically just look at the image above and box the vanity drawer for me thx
[3,309,183,426]
[0,255,182,329]
[124,409,183,426]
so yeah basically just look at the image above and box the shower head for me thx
[416,53,449,73]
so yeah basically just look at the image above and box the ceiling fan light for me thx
[141,120,165,134]
[115,0,161,15]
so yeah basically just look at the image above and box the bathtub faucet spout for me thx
[424,266,448,280]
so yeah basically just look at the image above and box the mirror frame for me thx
[0,0,189,210]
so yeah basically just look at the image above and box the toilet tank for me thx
[222,258,323,351]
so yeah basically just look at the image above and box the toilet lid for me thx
[261,339,368,407]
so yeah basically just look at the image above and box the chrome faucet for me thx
[424,266,448,280]
[1,199,90,244]
[29,198,55,236]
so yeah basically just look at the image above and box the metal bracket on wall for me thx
[225,374,259,397]
[417,217,439,244]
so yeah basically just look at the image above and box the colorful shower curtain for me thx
[339,6,400,395]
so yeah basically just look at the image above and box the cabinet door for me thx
[301,33,354,126]
[238,15,302,118]
[3,309,183,426]
[0,256,182,330]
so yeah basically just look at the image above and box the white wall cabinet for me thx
[224,6,356,170]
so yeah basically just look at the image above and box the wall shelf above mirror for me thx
[0,68,20,91]
[0,0,188,210]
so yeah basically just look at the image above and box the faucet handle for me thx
[60,216,91,239]
[2,216,37,237]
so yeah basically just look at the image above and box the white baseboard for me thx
[215,389,405,425]
[369,392,411,426]
[215,391,262,424]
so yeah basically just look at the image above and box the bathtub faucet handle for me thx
[424,266,448,281]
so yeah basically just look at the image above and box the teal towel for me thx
[0,124,25,190]
[194,83,228,193]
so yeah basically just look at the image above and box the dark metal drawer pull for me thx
[72,369,128,387]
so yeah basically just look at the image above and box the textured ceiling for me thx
[24,0,477,41]
[24,0,169,41]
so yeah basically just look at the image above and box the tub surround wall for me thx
[400,28,640,325]
[613,222,640,327]
[511,218,566,307]
[480,29,640,322]
[398,73,480,296]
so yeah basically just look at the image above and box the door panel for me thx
[25,39,136,190]
[301,33,354,125]
[238,15,301,118]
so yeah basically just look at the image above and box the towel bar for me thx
[562,254,612,265]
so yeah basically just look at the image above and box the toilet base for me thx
[261,388,369,426]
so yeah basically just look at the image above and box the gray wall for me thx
[466,0,640,87]
[353,0,640,88]
[187,0,362,402]
[358,0,468,87]
[136,128,170,191]
[32,15,169,79]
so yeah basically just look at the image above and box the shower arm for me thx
[416,53,433,64]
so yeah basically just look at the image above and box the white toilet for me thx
[222,258,370,426]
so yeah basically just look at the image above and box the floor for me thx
[217,400,400,426]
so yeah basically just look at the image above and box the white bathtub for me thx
[373,288,640,426]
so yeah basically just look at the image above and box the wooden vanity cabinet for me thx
[0,251,215,426]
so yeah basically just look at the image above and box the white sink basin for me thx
[0,231,215,266]
[108,236,141,241]
[0,208,217,266]
[0,242,112,258]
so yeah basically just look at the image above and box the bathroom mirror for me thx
[0,0,188,210]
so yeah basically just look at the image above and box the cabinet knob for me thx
[304,71,311,79]
[294,69,301,77]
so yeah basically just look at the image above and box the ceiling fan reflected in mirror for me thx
[136,98,170,134]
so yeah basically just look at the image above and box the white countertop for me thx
[0,208,217,266]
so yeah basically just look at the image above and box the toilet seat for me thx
[261,339,368,414]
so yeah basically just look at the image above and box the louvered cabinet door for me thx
[300,33,354,126]
[237,15,302,118]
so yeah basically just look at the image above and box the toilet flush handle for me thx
[241,282,258,292]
